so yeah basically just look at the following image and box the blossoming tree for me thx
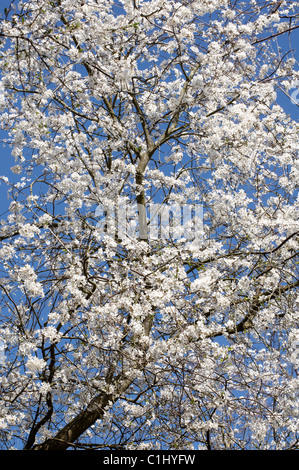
[0,0,299,450]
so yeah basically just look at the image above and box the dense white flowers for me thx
[0,0,298,451]
[15,265,44,298]
[18,224,40,239]
[26,356,47,373]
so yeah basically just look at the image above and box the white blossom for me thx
[0,0,298,451]
[26,356,47,373]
